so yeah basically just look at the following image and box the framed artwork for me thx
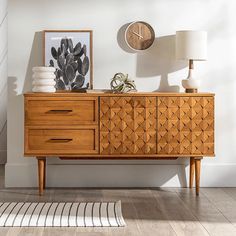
[43,30,93,91]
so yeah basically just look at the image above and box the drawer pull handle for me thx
[48,109,73,113]
[49,138,73,143]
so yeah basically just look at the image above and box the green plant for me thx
[110,73,137,93]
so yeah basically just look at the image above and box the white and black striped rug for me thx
[0,201,126,227]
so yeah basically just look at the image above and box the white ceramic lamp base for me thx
[182,68,201,93]
[182,79,201,93]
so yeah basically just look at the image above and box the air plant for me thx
[49,37,90,91]
[110,73,137,93]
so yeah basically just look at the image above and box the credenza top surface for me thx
[24,91,215,97]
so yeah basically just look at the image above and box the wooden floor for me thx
[1,166,236,235]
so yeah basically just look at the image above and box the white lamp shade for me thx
[176,31,207,61]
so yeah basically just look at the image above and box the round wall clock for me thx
[125,21,155,51]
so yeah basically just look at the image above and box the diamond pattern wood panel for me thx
[157,97,214,155]
[100,97,156,154]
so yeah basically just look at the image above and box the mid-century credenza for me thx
[24,92,215,195]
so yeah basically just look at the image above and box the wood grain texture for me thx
[43,158,46,189]
[24,93,215,196]
[152,189,209,236]
[25,96,98,125]
[125,21,155,50]
[25,126,98,155]
[176,188,236,236]
[189,157,195,188]
[24,92,215,97]
[1,163,236,236]
[204,188,236,228]
[37,157,46,196]
[157,96,214,156]
[195,158,202,196]
[100,97,156,154]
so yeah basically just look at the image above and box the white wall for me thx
[0,0,7,164]
[6,0,236,187]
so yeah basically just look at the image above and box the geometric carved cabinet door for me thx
[157,96,214,156]
[100,97,157,155]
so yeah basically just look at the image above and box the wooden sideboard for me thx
[24,92,215,195]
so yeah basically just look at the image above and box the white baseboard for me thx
[5,163,236,188]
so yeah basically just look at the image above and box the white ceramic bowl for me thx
[182,79,201,90]
[32,67,56,73]
[33,86,56,93]
[33,79,56,86]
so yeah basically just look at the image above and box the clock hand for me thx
[138,24,141,35]
[132,31,144,39]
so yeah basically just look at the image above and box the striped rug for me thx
[0,201,126,227]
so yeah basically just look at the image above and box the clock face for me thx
[125,21,155,51]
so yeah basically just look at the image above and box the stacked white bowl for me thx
[32,67,56,92]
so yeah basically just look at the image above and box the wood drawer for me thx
[25,97,98,125]
[25,126,98,155]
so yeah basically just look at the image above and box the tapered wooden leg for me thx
[37,157,46,196]
[189,157,195,188]
[43,159,46,189]
[195,158,202,196]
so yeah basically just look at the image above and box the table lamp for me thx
[176,30,207,93]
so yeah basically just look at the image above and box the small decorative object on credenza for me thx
[32,67,56,93]
[110,73,137,93]
[44,30,93,92]
[176,30,207,93]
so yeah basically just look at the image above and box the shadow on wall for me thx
[136,35,187,92]
[7,76,25,162]
[117,26,188,92]
[7,32,44,164]
[117,23,136,54]
[23,31,43,94]
[8,31,43,95]
[8,77,17,97]
[116,29,188,186]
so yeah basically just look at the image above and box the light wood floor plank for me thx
[222,188,236,201]
[202,188,236,228]
[0,228,9,236]
[101,189,142,236]
[1,165,236,236]
[127,189,177,236]
[176,188,236,236]
[151,188,209,236]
